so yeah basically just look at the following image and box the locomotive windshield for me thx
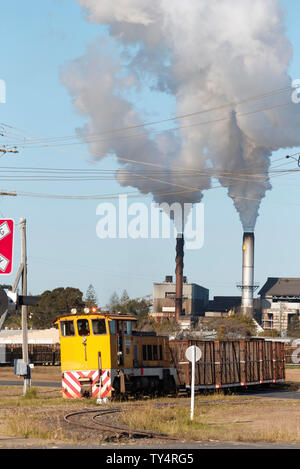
[77,319,90,336]
[60,320,75,337]
[92,318,106,335]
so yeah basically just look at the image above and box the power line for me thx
[0,166,296,201]
[0,85,297,149]
[8,101,292,150]
[0,84,298,205]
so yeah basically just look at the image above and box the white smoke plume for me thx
[61,0,300,232]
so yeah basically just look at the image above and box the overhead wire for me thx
[0,84,298,150]
[0,153,291,180]
[3,101,293,151]
[0,85,299,203]
[0,159,294,188]
[0,163,297,201]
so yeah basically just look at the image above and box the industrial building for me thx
[204,296,261,319]
[204,296,241,318]
[259,278,300,334]
[0,328,59,344]
[151,276,209,325]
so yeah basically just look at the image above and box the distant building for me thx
[204,296,241,318]
[204,296,261,319]
[151,276,209,323]
[0,328,59,344]
[259,278,300,333]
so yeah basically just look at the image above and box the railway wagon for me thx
[169,338,285,391]
[54,312,177,399]
[0,343,60,366]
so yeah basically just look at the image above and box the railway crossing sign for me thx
[0,219,14,275]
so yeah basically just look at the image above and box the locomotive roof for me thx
[53,312,137,324]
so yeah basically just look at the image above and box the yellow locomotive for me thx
[55,311,286,400]
[54,311,177,399]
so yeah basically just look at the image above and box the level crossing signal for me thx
[0,287,41,315]
[0,219,14,275]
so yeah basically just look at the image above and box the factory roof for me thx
[205,296,261,313]
[259,278,300,297]
[205,296,241,312]
[153,281,209,291]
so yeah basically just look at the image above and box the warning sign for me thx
[0,219,14,274]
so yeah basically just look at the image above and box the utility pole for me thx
[0,192,17,197]
[20,218,30,394]
[0,216,39,392]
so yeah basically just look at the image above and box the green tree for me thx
[29,287,85,329]
[4,310,21,329]
[206,314,256,339]
[119,298,150,319]
[259,329,281,338]
[120,289,130,304]
[106,291,151,327]
[107,291,120,311]
[84,284,98,309]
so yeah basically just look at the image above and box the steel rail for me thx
[64,408,181,441]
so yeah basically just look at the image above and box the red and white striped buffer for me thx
[62,369,112,399]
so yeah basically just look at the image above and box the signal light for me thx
[91,306,97,313]
[28,312,33,320]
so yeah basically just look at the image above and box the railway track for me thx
[64,408,182,441]
[63,390,288,440]
[63,397,260,442]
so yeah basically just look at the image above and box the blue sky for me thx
[0,0,300,307]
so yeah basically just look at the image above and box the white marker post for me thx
[185,345,202,421]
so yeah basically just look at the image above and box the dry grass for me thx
[120,395,300,443]
[4,408,65,440]
[285,367,300,385]
[0,365,61,382]
[0,366,300,444]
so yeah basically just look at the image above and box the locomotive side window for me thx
[109,320,116,334]
[142,343,164,361]
[60,320,75,337]
[77,319,90,336]
[92,319,106,335]
[126,321,132,335]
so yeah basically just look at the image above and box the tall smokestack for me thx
[241,232,255,316]
[175,235,184,322]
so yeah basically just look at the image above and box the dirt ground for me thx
[0,366,300,449]
[285,367,300,384]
